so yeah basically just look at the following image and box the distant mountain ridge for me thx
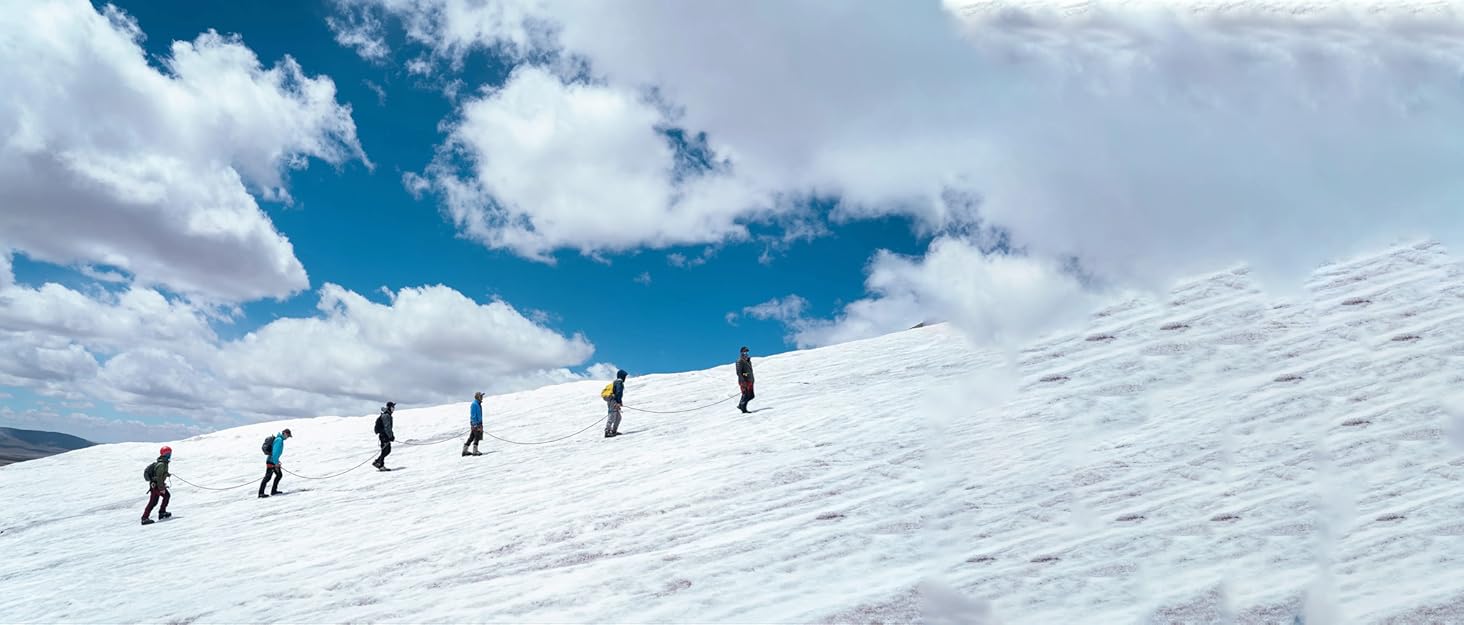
[0,427,94,466]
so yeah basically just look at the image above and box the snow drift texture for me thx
[2,242,1463,623]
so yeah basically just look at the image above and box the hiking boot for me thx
[159,511,172,519]
[462,448,471,457]
[258,493,269,498]
[270,490,282,496]
[141,518,154,525]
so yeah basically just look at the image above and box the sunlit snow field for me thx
[3,242,1463,624]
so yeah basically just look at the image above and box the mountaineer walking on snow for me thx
[736,346,755,413]
[603,369,627,438]
[141,446,172,525]
[463,392,484,457]
[373,402,395,470]
[258,429,291,498]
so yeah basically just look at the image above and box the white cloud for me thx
[342,0,1464,294]
[0,251,12,290]
[363,79,388,105]
[0,408,206,443]
[332,0,552,68]
[634,272,652,286]
[217,283,596,411]
[0,276,605,432]
[327,9,391,62]
[0,282,218,359]
[0,0,367,302]
[418,66,765,261]
[743,295,810,324]
[751,238,1093,349]
[0,333,99,388]
[668,249,714,268]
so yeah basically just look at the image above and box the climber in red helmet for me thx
[141,446,172,525]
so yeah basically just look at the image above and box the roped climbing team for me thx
[141,346,757,525]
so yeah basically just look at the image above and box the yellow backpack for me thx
[601,382,615,399]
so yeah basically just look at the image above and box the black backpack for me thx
[143,462,156,482]
[261,435,275,455]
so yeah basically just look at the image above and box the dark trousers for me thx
[465,426,483,446]
[259,465,282,495]
[739,380,755,409]
[376,437,392,465]
[143,485,170,518]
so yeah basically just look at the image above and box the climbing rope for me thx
[397,432,467,446]
[165,393,741,488]
[170,474,258,491]
[282,454,381,480]
[483,414,608,445]
[622,393,741,414]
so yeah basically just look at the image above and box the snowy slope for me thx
[2,241,1463,624]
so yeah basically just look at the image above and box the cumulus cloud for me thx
[0,276,604,436]
[416,66,765,261]
[0,0,367,302]
[217,283,596,411]
[751,238,1092,349]
[0,283,218,359]
[344,0,1464,298]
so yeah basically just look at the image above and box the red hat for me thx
[159,445,172,456]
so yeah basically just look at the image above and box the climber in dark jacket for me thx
[736,346,755,413]
[373,402,395,470]
[604,370,627,438]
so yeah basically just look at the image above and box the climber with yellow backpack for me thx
[602,369,627,438]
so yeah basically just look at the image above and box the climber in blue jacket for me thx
[463,392,484,457]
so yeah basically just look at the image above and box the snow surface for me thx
[3,241,1464,623]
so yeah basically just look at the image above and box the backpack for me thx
[261,435,275,455]
[373,416,382,435]
[143,462,156,482]
[601,383,615,399]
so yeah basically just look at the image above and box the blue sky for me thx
[0,0,938,442]
[98,0,933,367]
[2,0,1460,442]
